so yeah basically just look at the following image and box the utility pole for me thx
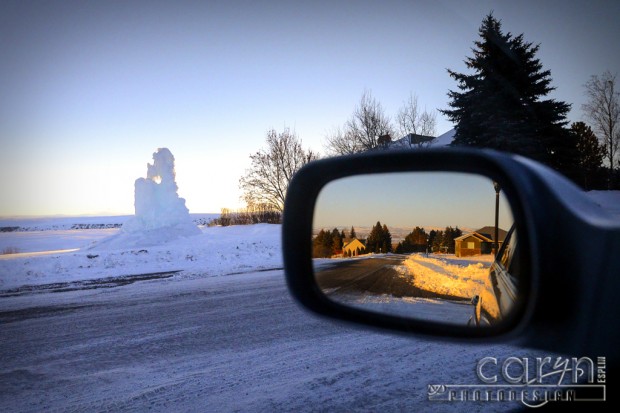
[493,181,501,256]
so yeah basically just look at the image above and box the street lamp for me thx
[493,181,501,257]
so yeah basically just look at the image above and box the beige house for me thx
[454,226,507,257]
[342,238,366,257]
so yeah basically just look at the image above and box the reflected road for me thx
[315,255,470,302]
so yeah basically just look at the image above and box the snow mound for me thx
[0,224,282,290]
[89,225,201,250]
[91,148,200,250]
[401,254,500,319]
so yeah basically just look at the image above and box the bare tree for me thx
[395,93,438,148]
[323,126,360,156]
[325,90,394,155]
[211,204,282,226]
[582,71,620,182]
[239,128,318,212]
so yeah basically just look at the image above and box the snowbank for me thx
[0,224,282,291]
[400,254,500,319]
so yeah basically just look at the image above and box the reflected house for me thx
[454,226,507,257]
[342,238,366,257]
[387,133,436,149]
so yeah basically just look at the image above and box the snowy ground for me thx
[0,213,217,254]
[401,254,500,320]
[1,193,616,411]
[0,221,276,292]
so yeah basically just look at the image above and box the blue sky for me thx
[1,1,618,216]
[313,172,513,231]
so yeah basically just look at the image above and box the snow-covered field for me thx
[0,214,217,254]
[0,223,279,292]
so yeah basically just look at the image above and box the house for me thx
[402,133,436,147]
[454,226,508,257]
[377,134,392,148]
[369,129,456,152]
[386,129,455,150]
[342,238,366,257]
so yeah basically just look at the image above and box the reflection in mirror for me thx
[312,172,518,328]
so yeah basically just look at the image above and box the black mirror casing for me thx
[283,149,534,339]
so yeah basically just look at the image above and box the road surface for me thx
[1,270,537,412]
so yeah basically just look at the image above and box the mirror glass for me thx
[313,172,519,328]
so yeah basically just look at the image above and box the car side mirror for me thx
[283,149,532,338]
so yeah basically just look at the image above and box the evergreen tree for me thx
[431,230,443,253]
[571,122,607,189]
[395,237,412,254]
[312,229,329,258]
[382,224,392,253]
[331,228,343,255]
[350,226,357,239]
[365,221,386,253]
[408,226,427,252]
[428,230,439,253]
[365,222,382,253]
[442,13,571,172]
[312,229,343,258]
[365,222,393,253]
[396,226,428,253]
[441,226,463,254]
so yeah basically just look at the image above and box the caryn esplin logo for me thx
[428,356,606,408]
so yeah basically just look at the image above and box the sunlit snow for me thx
[401,254,500,319]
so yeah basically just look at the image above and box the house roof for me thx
[475,226,508,242]
[406,133,435,145]
[454,232,490,242]
[388,133,435,149]
[454,226,508,243]
[343,238,365,250]
[386,129,455,150]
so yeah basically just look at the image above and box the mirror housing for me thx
[283,149,533,339]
